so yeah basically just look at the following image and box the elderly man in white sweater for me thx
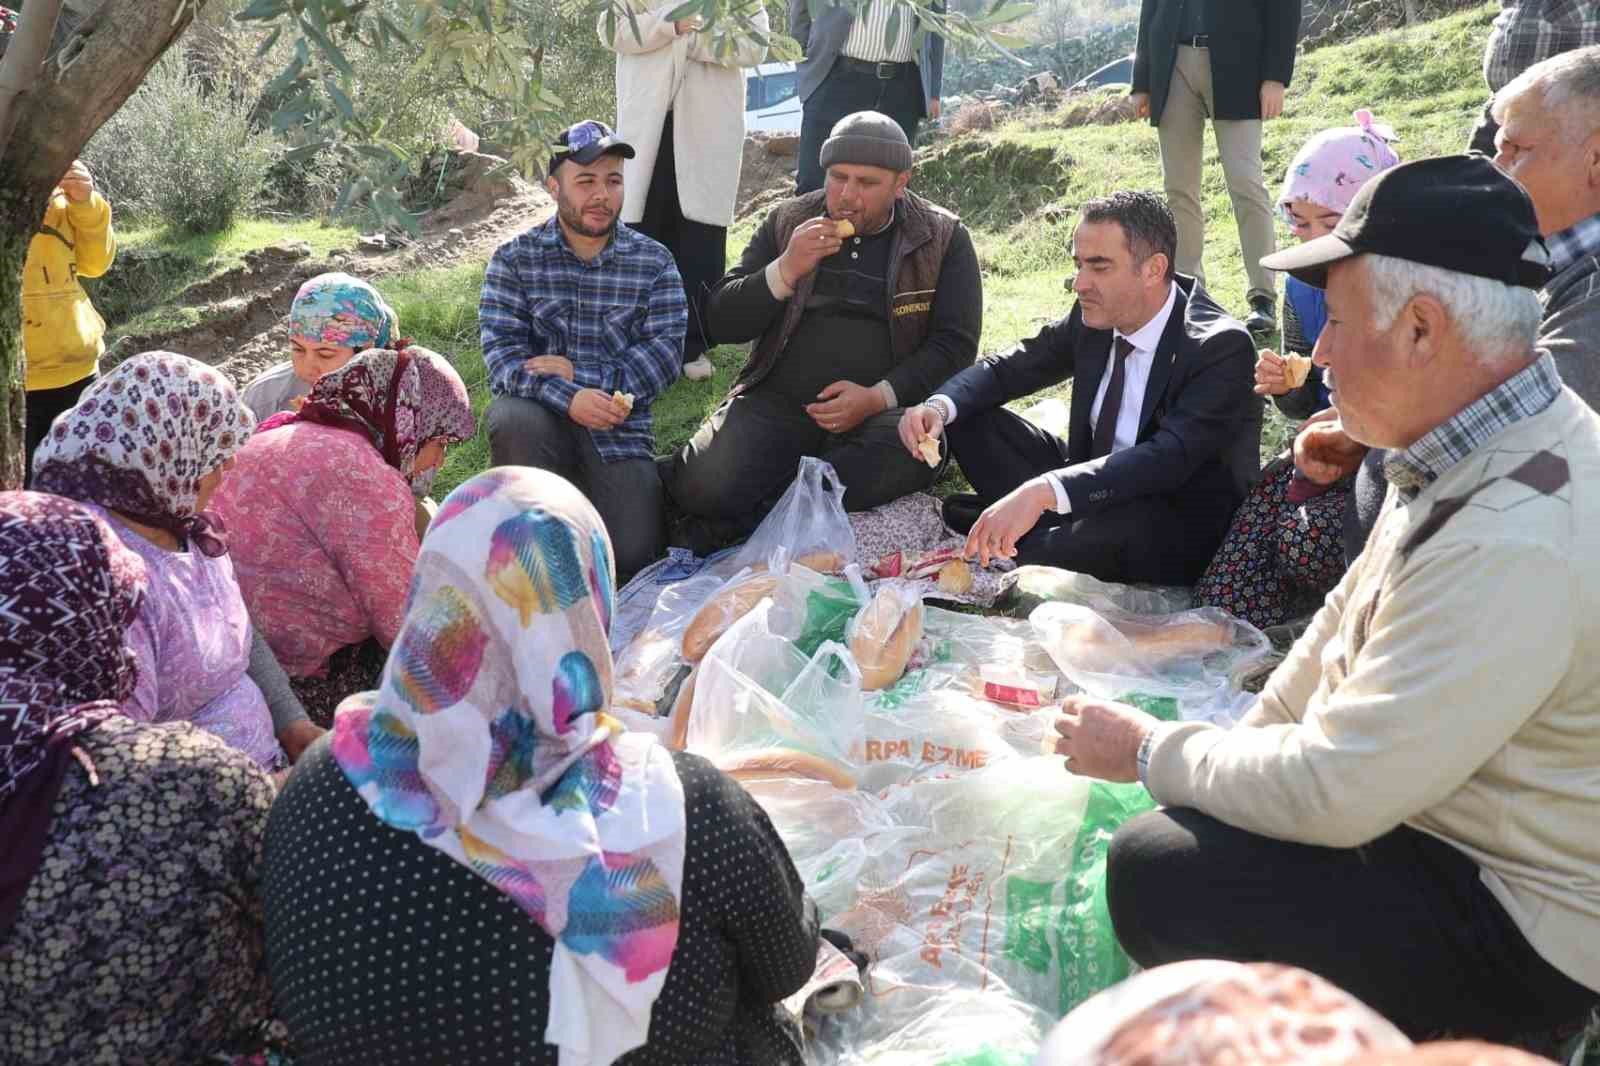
[601,3,768,380]
[1055,155,1600,1048]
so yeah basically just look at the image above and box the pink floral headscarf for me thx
[1280,109,1402,222]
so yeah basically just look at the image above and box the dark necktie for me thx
[1092,336,1135,459]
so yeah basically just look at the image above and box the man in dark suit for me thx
[899,191,1260,585]
[1131,0,1300,337]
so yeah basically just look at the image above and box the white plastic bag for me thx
[717,457,857,578]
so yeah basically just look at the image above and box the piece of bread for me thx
[916,435,941,467]
[667,666,697,750]
[936,557,974,594]
[835,218,856,239]
[682,573,783,663]
[1282,354,1313,389]
[714,747,857,790]
[794,549,846,574]
[612,390,635,413]
[850,587,925,690]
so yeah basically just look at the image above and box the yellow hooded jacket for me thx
[23,191,115,391]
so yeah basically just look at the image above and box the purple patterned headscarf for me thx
[0,492,147,933]
[31,351,255,557]
[1280,109,1402,221]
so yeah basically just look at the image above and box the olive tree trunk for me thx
[0,0,210,489]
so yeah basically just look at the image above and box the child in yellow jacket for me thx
[23,159,116,474]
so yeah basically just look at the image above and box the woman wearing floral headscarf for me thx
[0,491,276,1064]
[1193,111,1400,631]
[239,271,400,423]
[213,346,477,727]
[263,467,819,1066]
[30,350,308,767]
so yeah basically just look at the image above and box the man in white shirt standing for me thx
[898,191,1260,585]
[790,0,946,193]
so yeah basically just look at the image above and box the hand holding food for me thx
[834,218,856,239]
[916,435,942,467]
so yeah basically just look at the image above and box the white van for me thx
[744,62,802,134]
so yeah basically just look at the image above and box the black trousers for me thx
[23,372,95,487]
[486,395,664,581]
[629,112,727,363]
[946,406,1219,585]
[1468,96,1500,157]
[1108,809,1598,1045]
[668,386,940,537]
[797,60,924,194]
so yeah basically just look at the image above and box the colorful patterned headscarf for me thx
[1034,961,1412,1066]
[1280,109,1402,222]
[330,467,685,1066]
[0,492,147,934]
[279,346,476,497]
[287,272,399,351]
[31,352,254,557]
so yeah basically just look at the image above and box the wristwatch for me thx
[927,395,955,426]
[1135,728,1157,786]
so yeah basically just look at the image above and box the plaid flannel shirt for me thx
[1485,0,1600,92]
[1384,351,1563,501]
[479,218,686,462]
[1544,211,1600,275]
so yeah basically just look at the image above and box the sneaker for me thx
[1244,291,1277,339]
[683,355,714,381]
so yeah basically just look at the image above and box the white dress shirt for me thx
[843,0,919,63]
[929,282,1178,515]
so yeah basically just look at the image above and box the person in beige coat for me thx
[1055,156,1600,1051]
[601,3,768,381]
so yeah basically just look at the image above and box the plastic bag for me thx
[717,457,857,578]
[996,566,1193,621]
[848,582,926,691]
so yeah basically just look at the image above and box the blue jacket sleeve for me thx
[606,260,686,403]
[479,241,581,413]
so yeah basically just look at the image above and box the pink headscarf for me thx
[1280,109,1402,221]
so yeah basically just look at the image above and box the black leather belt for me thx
[1179,34,1210,47]
[839,56,911,79]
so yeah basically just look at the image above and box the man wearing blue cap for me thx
[479,119,687,580]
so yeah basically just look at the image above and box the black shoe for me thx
[940,492,985,534]
[1244,291,1277,339]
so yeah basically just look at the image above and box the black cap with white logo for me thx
[548,119,635,176]
[1261,154,1551,291]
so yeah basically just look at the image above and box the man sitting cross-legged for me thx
[666,111,981,546]
[900,191,1260,586]
[1056,156,1600,1046]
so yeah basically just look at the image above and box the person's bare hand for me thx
[569,388,630,430]
[1294,414,1366,485]
[964,479,1052,567]
[1261,80,1286,120]
[277,719,326,764]
[674,16,703,33]
[1052,695,1157,783]
[805,380,884,434]
[58,160,94,203]
[897,403,945,459]
[777,217,845,289]
[525,355,575,381]
[1129,91,1151,119]
[1254,348,1291,396]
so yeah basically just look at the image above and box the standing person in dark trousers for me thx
[602,3,770,381]
[791,0,945,194]
[901,191,1259,587]
[1131,0,1299,338]
[667,112,981,549]
[479,120,686,581]
[1468,0,1600,156]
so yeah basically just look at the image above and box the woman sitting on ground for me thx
[0,492,276,1064]
[263,467,820,1066]
[239,271,398,423]
[30,351,313,767]
[1193,111,1399,631]
[211,346,476,727]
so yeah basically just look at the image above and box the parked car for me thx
[745,61,802,134]
[1068,54,1135,93]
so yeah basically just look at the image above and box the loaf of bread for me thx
[714,747,857,789]
[612,390,635,413]
[682,573,783,663]
[849,586,924,690]
[794,549,846,574]
[1057,616,1232,665]
[937,557,973,594]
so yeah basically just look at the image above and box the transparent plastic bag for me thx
[848,582,926,692]
[717,457,858,578]
[997,566,1193,621]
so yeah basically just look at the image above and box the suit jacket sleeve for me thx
[790,0,813,53]
[883,224,981,406]
[706,206,788,345]
[934,306,1085,417]
[1132,0,1158,93]
[1261,0,1301,87]
[1053,325,1256,518]
[925,0,946,100]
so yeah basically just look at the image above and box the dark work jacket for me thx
[707,189,982,406]
[1132,0,1301,124]
[936,276,1262,535]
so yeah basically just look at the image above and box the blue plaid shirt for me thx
[480,218,686,462]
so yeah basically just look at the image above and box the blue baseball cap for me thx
[549,119,635,176]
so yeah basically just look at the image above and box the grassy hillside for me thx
[390,2,1498,497]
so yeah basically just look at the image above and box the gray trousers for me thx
[486,395,664,580]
